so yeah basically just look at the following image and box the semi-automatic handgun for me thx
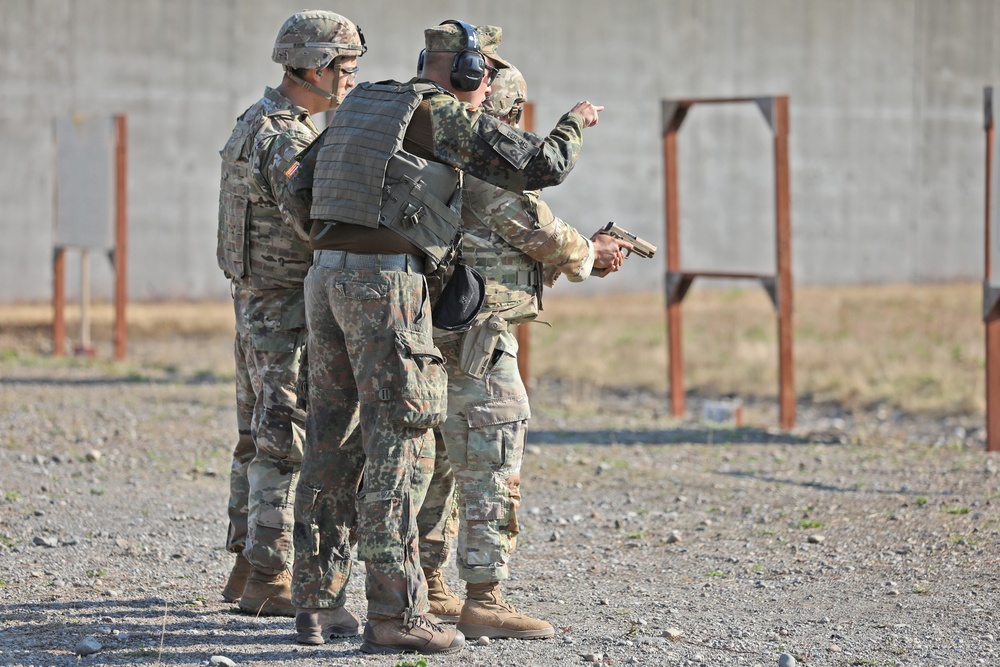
[601,222,657,259]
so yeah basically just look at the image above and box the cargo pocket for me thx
[357,489,405,564]
[380,329,447,429]
[295,484,322,557]
[464,393,530,470]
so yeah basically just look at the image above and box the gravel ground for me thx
[1,345,999,667]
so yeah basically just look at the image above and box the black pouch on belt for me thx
[431,262,486,332]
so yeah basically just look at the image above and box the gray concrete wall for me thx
[1,0,999,302]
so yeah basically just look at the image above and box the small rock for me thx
[526,445,542,456]
[886,589,900,596]
[75,637,102,656]
[599,598,610,605]
[807,534,825,544]
[549,531,560,542]
[581,654,603,663]
[209,657,237,667]
[829,645,842,652]
[778,653,796,667]
[665,530,682,544]
[60,536,79,546]
[33,536,58,548]
[34,509,45,517]
[663,628,683,640]
[476,636,490,646]
[85,450,102,462]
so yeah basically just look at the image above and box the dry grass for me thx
[527,282,984,416]
[0,283,986,416]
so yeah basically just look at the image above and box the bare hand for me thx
[590,230,632,276]
[570,101,604,128]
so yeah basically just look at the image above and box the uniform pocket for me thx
[379,329,447,429]
[356,490,405,563]
[464,393,530,470]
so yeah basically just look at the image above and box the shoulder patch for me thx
[475,115,542,169]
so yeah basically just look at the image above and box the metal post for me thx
[114,114,128,361]
[774,97,796,428]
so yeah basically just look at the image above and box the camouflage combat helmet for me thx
[482,65,526,124]
[272,10,366,70]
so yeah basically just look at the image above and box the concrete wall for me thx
[1,0,999,302]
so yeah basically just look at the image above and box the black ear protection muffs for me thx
[442,19,486,92]
[417,48,425,75]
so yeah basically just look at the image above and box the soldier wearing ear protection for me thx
[429,65,631,642]
[216,9,364,626]
[283,19,604,656]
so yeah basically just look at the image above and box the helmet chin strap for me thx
[286,60,344,109]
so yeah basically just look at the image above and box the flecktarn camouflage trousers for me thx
[226,285,306,574]
[292,254,448,618]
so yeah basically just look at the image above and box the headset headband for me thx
[441,19,479,52]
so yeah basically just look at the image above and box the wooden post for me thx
[53,247,66,357]
[984,89,1000,452]
[114,114,128,361]
[774,97,796,429]
[664,108,685,418]
[77,249,94,356]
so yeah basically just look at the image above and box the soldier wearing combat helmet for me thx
[216,10,362,634]
[284,19,605,655]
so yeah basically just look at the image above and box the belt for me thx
[313,249,425,274]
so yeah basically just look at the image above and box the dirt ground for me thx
[1,298,999,666]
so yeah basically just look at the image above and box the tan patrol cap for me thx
[423,22,511,68]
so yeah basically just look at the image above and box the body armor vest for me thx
[217,94,314,288]
[461,217,542,325]
[311,81,463,273]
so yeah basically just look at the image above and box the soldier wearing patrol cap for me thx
[216,9,363,628]
[284,19,604,655]
[433,64,632,641]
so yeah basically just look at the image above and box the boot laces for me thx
[406,613,445,634]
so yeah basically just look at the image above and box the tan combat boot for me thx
[360,614,465,655]
[423,567,463,624]
[237,568,295,617]
[457,582,554,639]
[295,606,361,645]
[221,552,252,603]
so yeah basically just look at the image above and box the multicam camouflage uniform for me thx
[289,24,588,623]
[218,86,317,575]
[434,65,595,586]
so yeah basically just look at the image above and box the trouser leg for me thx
[416,429,459,572]
[437,335,529,585]
[292,267,363,609]
[226,330,255,553]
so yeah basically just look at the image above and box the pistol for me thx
[601,222,657,259]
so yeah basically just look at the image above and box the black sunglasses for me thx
[484,64,499,85]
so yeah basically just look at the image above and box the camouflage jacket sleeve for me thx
[428,93,585,193]
[255,119,318,242]
[277,128,324,241]
[463,177,595,284]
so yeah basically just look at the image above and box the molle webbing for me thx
[217,159,251,278]
[311,82,431,226]
[309,82,463,271]
[462,234,541,320]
